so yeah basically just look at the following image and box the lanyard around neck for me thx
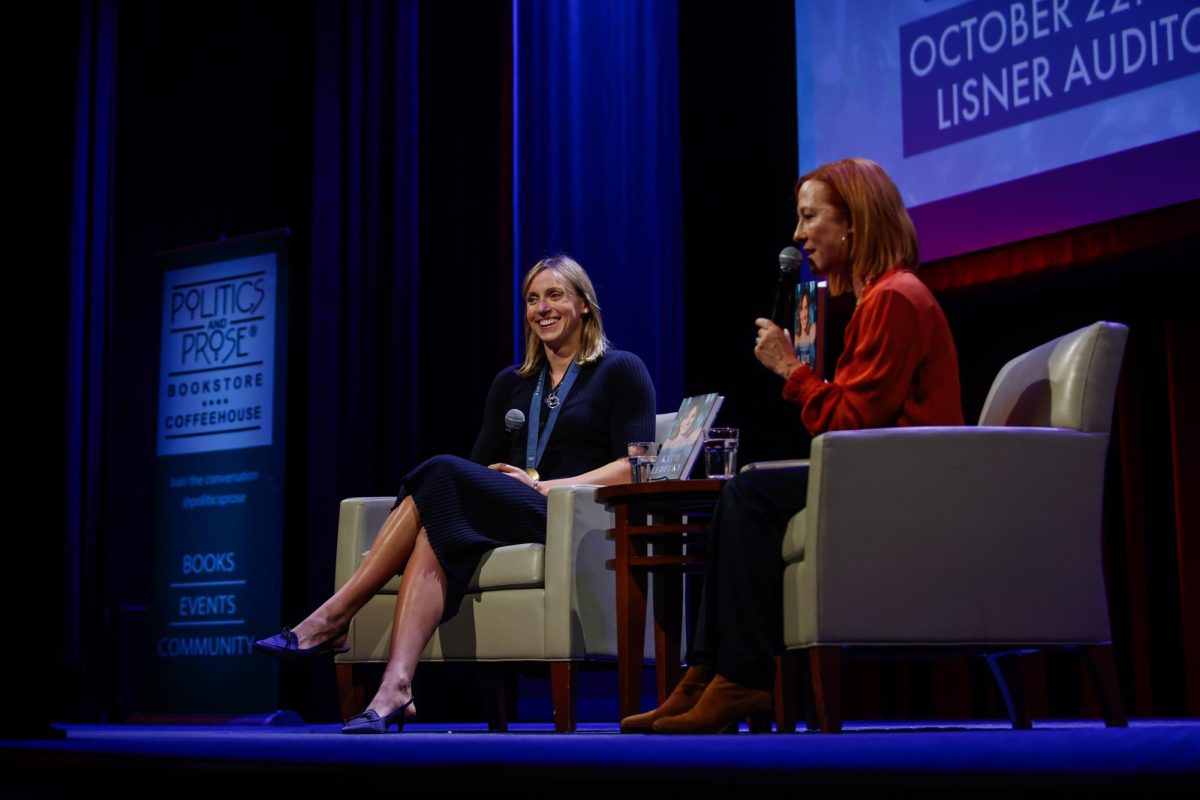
[525,360,580,476]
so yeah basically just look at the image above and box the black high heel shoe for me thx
[253,626,350,662]
[341,698,416,734]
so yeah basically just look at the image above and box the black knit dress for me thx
[394,349,655,616]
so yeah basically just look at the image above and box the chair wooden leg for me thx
[550,661,578,733]
[335,662,364,723]
[1081,645,1128,727]
[808,646,843,733]
[797,652,820,731]
[774,654,798,732]
[476,665,510,732]
[986,653,1032,729]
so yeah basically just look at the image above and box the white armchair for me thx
[333,413,676,731]
[777,321,1129,731]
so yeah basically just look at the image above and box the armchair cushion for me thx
[781,510,806,564]
[469,544,545,591]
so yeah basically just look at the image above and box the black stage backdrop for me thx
[4,2,79,737]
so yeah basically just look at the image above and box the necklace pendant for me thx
[545,393,560,409]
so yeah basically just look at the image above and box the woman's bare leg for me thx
[363,529,447,718]
[289,496,423,649]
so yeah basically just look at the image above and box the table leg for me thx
[614,504,649,719]
[652,512,684,704]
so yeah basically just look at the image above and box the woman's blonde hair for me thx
[796,158,919,297]
[516,255,610,377]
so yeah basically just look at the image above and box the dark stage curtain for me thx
[514,0,683,410]
[66,0,118,695]
[306,0,420,537]
[294,1,420,716]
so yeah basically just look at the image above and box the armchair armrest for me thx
[742,459,809,472]
[543,484,618,659]
[335,497,395,591]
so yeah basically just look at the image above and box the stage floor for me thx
[3,719,1199,796]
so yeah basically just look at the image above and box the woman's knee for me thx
[422,454,471,472]
[408,530,447,581]
[406,453,474,487]
[719,471,770,515]
[727,469,806,516]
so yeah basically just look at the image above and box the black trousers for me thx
[688,467,809,692]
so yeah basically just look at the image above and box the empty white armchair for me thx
[333,413,676,731]
[779,321,1129,731]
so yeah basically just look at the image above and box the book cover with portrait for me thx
[794,280,827,379]
[650,393,724,481]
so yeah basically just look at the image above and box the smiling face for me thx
[677,403,700,436]
[793,179,851,281]
[525,268,590,354]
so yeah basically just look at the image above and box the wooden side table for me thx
[594,480,725,720]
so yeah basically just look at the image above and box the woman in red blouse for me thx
[621,158,964,734]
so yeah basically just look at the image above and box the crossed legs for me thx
[365,530,446,718]
[289,495,447,719]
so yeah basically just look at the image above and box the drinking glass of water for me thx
[626,441,659,483]
[702,427,739,480]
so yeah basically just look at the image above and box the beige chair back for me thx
[654,412,675,443]
[978,321,1128,433]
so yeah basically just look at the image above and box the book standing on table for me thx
[650,393,724,481]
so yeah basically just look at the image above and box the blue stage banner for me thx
[143,232,289,715]
[901,0,1200,155]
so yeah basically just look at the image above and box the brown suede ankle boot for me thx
[619,664,716,733]
[651,674,773,734]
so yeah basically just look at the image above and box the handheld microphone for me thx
[770,246,804,329]
[505,408,527,465]
[504,408,526,433]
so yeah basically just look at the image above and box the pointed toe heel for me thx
[341,698,416,734]
[253,626,350,663]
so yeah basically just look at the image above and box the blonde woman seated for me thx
[256,255,655,733]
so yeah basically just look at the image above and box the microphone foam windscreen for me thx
[504,408,526,432]
[779,246,804,271]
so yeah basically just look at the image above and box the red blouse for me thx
[782,268,964,434]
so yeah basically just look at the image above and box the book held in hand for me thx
[649,393,724,481]
[794,279,827,379]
